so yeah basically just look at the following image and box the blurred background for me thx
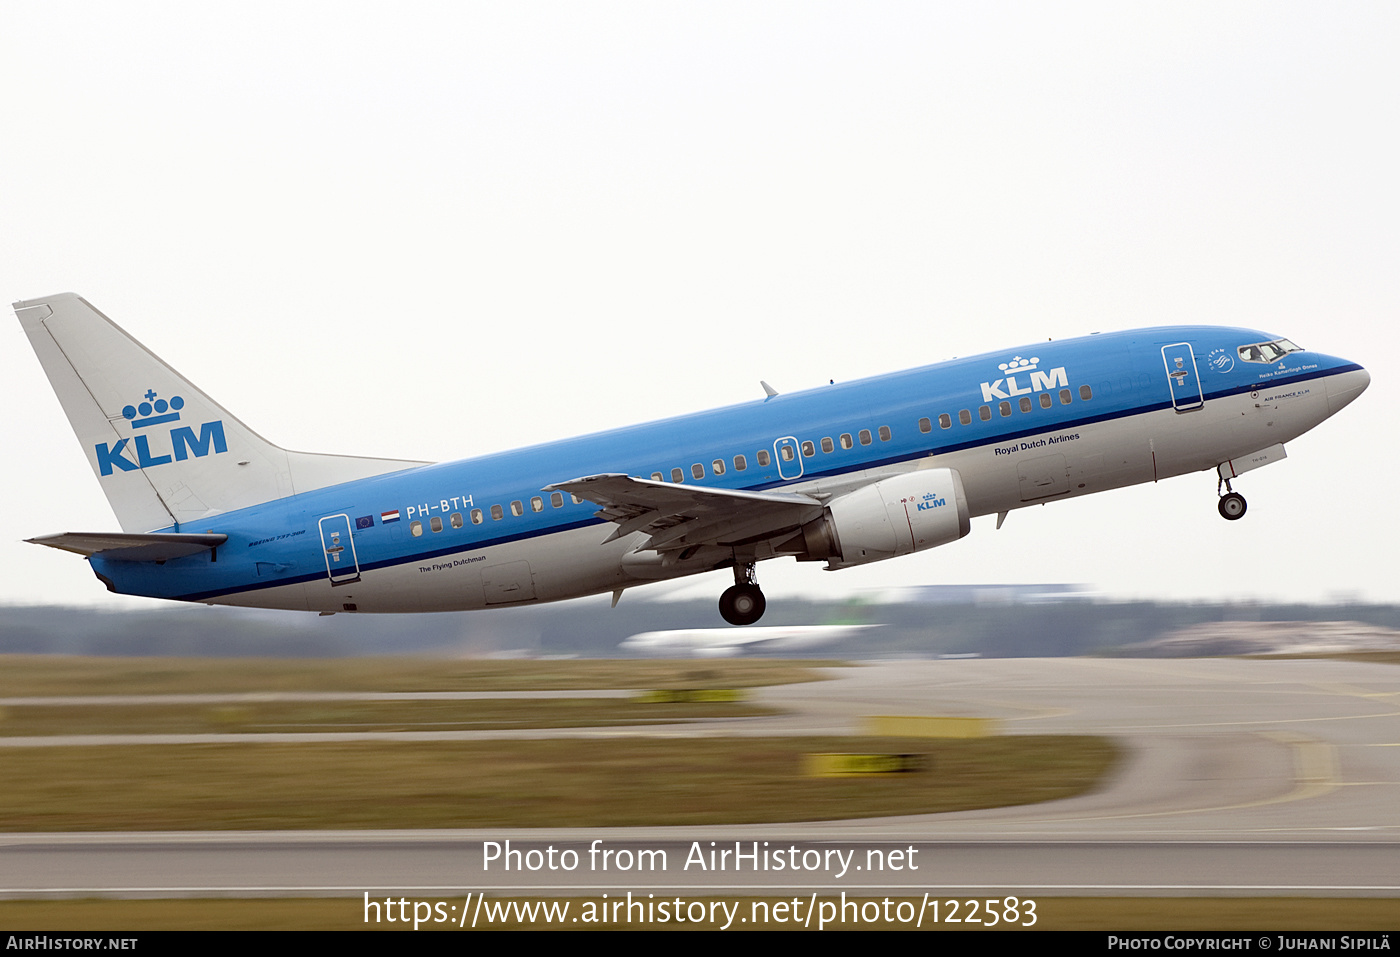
[3,2,1397,617]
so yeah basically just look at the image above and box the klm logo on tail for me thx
[95,389,227,476]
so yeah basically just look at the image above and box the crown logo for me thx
[997,356,1039,374]
[122,389,185,429]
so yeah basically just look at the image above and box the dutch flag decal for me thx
[381,509,401,524]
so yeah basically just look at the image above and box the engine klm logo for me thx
[94,389,228,475]
[980,356,1069,403]
[915,492,946,511]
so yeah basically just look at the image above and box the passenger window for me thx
[859,429,872,446]
[510,500,524,517]
[918,418,931,433]
[430,516,443,533]
[471,508,483,525]
[651,472,662,482]
[958,410,971,426]
[530,496,543,513]
[571,494,583,505]
[780,446,794,462]
[757,450,771,467]
[1059,389,1072,405]
[999,401,1011,417]
[1019,397,1032,413]
[550,492,563,508]
[821,437,834,453]
[411,520,423,537]
[801,440,814,457]
[939,413,951,429]
[691,463,704,480]
[712,459,725,476]
[1039,393,1052,409]
[450,512,463,528]
[840,433,853,450]
[490,505,503,521]
[734,454,747,471]
[878,425,891,441]
[672,468,684,483]
[979,406,992,421]
[1080,385,1093,401]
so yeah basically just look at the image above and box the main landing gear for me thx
[1216,476,1247,521]
[719,562,766,626]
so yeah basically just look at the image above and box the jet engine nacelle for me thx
[795,468,971,570]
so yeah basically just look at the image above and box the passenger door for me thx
[1161,343,1204,412]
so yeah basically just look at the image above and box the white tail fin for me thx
[15,293,428,533]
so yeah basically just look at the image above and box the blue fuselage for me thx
[91,325,1365,613]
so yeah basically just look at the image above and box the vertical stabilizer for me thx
[15,293,428,532]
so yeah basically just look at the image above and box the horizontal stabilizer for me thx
[28,531,228,562]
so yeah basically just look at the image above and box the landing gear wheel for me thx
[1218,492,1247,521]
[719,584,766,626]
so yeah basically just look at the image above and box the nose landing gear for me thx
[719,562,766,625]
[1216,476,1247,521]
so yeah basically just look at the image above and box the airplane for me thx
[15,293,1369,625]
[620,624,876,657]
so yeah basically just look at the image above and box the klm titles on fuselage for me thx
[95,390,227,476]
[979,356,1069,404]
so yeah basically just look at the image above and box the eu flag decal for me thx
[355,515,374,530]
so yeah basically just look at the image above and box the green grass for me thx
[0,655,840,696]
[0,735,1115,830]
[0,698,774,736]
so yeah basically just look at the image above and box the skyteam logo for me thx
[1205,348,1235,374]
[980,356,1069,403]
[95,388,228,476]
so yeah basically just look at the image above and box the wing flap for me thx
[28,531,228,562]
[546,473,825,553]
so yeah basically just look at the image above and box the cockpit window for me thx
[1238,338,1303,363]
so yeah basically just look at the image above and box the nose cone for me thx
[1326,365,1370,416]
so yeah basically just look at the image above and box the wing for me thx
[545,473,826,553]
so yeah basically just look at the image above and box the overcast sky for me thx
[2,2,1396,612]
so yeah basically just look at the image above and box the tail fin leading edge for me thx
[15,293,428,533]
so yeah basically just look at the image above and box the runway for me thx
[2,657,1398,898]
